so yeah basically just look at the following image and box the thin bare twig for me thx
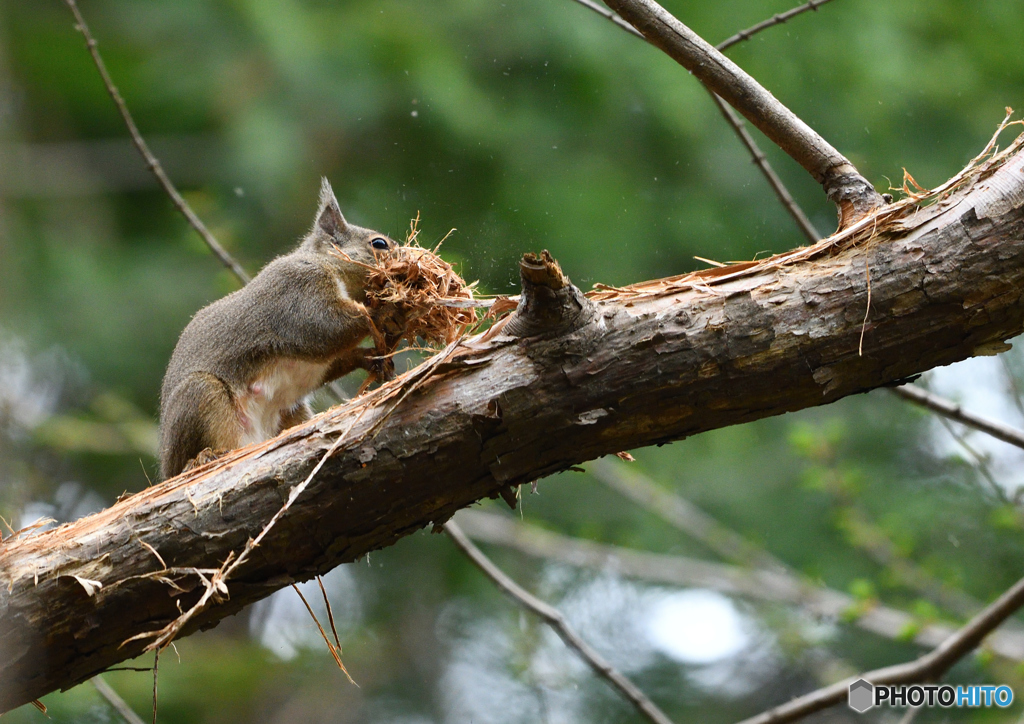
[444,521,676,724]
[999,356,1024,419]
[602,0,883,226]
[151,649,158,724]
[62,0,251,285]
[568,0,821,242]
[715,0,834,241]
[92,676,146,724]
[935,415,1008,502]
[594,458,992,623]
[569,0,643,38]
[590,459,790,573]
[455,510,1024,660]
[891,385,1024,451]
[61,1,375,407]
[571,0,837,51]
[735,573,1024,724]
[716,0,837,52]
[456,511,1024,723]
[708,94,820,242]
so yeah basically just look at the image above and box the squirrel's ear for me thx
[315,178,349,237]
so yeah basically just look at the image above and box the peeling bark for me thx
[1,144,1024,712]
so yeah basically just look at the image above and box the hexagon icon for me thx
[848,679,874,713]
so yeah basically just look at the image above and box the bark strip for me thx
[1,141,1024,712]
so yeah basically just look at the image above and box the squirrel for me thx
[158,179,399,480]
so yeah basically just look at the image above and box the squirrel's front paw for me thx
[354,346,395,382]
[374,303,409,339]
[368,352,396,382]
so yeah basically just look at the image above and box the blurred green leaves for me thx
[3,0,1024,721]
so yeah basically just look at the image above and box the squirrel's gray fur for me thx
[158,179,397,480]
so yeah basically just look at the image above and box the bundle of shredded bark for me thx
[362,217,479,352]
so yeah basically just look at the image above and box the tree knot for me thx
[824,162,886,230]
[504,251,594,338]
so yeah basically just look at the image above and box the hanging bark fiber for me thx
[2,128,1024,712]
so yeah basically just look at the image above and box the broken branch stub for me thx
[602,0,884,227]
[504,251,594,338]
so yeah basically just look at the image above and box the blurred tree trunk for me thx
[2,142,1024,712]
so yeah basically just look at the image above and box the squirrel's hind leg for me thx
[278,401,313,433]
[160,372,241,480]
[182,446,230,473]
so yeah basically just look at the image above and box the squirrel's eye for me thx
[371,238,389,250]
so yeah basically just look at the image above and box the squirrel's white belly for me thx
[237,358,329,446]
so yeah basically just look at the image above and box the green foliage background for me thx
[1,1,1023,722]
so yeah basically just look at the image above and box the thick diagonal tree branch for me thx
[570,0,822,242]
[1,138,1024,711]
[602,0,884,227]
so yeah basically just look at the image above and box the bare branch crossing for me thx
[445,521,677,724]
[568,0,824,242]
[891,384,1024,451]
[601,0,883,226]
[736,574,1024,724]
[454,510,1024,660]
[716,0,838,52]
